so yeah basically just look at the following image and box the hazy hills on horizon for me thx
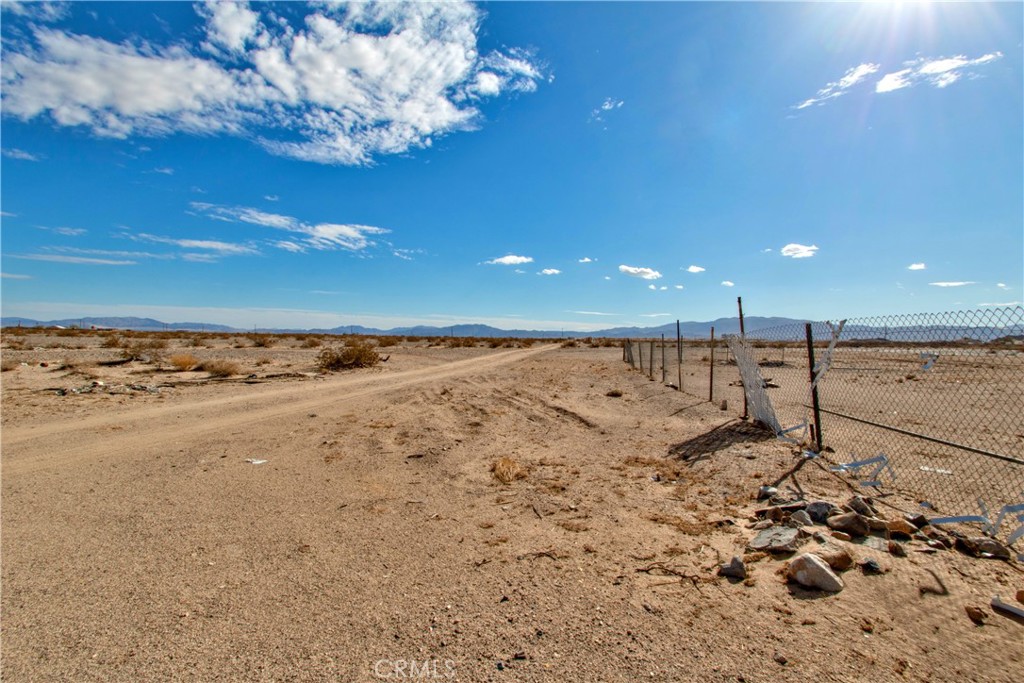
[0,315,801,339]
[3,314,1022,342]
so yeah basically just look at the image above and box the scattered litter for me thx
[991,595,1024,621]
[244,459,268,465]
[919,466,952,476]
[831,453,896,487]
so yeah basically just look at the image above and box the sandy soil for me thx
[2,334,1022,682]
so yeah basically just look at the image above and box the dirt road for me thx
[2,342,1020,682]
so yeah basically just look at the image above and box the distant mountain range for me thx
[2,315,1021,342]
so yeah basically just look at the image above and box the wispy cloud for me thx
[1,1,68,23]
[578,257,593,263]
[674,285,684,290]
[264,194,279,202]
[780,243,818,259]
[795,63,879,109]
[486,254,533,266]
[13,254,136,265]
[639,313,671,318]
[929,281,975,287]
[1,211,16,218]
[132,232,259,256]
[1,2,545,165]
[796,53,1002,111]
[996,283,1010,290]
[569,310,616,316]
[721,280,735,287]
[1,272,32,279]
[190,202,387,252]
[153,166,174,175]
[907,263,926,271]
[686,265,705,273]
[979,301,1021,307]
[877,53,1002,93]
[2,147,41,161]
[38,226,87,236]
[539,268,561,275]
[619,264,662,280]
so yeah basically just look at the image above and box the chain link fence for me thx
[623,306,1024,543]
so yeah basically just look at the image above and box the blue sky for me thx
[1,1,1021,331]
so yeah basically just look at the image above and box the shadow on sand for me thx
[667,418,775,464]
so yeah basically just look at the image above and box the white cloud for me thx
[780,243,818,259]
[1,2,545,165]
[686,265,705,273]
[540,268,561,275]
[153,167,174,175]
[190,202,387,252]
[590,97,624,122]
[639,313,671,318]
[674,285,683,290]
[486,254,533,266]
[13,254,136,265]
[907,263,926,271]
[2,147,41,161]
[929,281,975,287]
[1,272,32,279]
[795,63,879,109]
[721,280,735,287]
[761,248,772,253]
[181,253,220,263]
[199,0,260,54]
[619,264,662,280]
[979,301,1021,307]
[578,257,593,263]
[264,194,279,202]
[996,283,1010,290]
[647,284,656,290]
[603,276,611,281]
[876,53,1003,94]
[1,211,16,218]
[569,310,615,316]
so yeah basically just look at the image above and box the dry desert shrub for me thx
[249,333,276,347]
[1,358,17,372]
[198,359,240,377]
[301,336,322,348]
[169,354,199,371]
[316,341,380,372]
[491,456,528,484]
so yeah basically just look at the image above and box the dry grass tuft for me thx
[169,354,199,371]
[491,456,528,484]
[198,359,240,377]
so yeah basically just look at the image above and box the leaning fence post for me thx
[709,327,715,403]
[805,323,824,452]
[638,340,643,371]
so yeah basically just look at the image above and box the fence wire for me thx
[622,307,1024,543]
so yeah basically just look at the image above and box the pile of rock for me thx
[719,491,1015,593]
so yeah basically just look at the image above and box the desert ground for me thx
[1,330,1021,682]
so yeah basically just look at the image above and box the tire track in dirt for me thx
[2,345,557,474]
